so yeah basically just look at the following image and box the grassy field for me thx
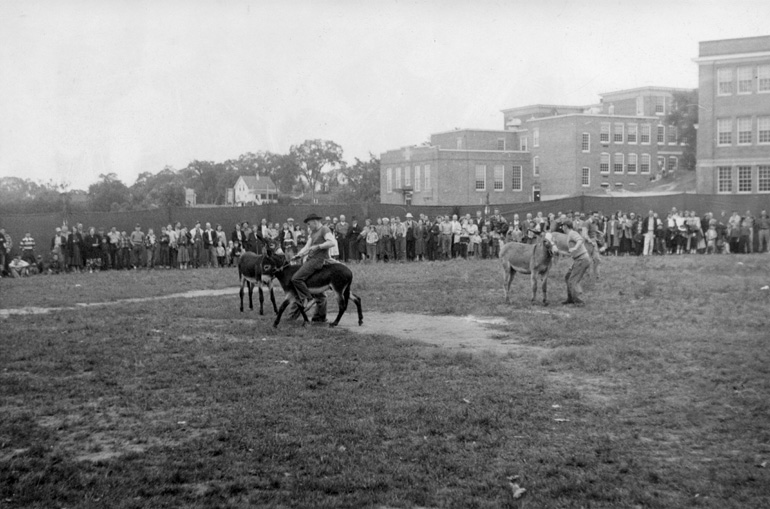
[1,254,769,508]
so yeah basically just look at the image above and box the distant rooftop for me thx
[599,86,695,97]
[699,35,770,57]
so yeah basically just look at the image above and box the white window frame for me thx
[759,65,770,93]
[668,156,678,173]
[404,166,411,187]
[737,166,752,193]
[657,125,665,145]
[581,132,590,152]
[718,67,734,96]
[533,128,540,148]
[613,123,624,144]
[654,96,666,115]
[627,153,638,174]
[424,165,431,191]
[636,96,644,116]
[386,168,393,193]
[533,156,540,177]
[475,165,486,191]
[600,123,610,143]
[511,165,522,191]
[494,165,504,191]
[640,154,651,174]
[497,138,506,151]
[758,166,770,192]
[759,116,770,144]
[613,153,624,174]
[718,166,733,193]
[395,167,401,189]
[668,125,677,145]
[718,118,733,146]
[627,124,638,144]
[737,117,752,145]
[456,137,463,149]
[600,153,610,174]
[581,167,590,187]
[641,123,651,144]
[520,136,528,151]
[414,166,421,192]
[738,66,753,94]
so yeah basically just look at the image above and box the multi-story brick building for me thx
[380,129,532,206]
[695,35,770,195]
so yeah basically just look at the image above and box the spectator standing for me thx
[335,215,350,262]
[129,224,145,269]
[20,232,35,264]
[68,226,84,272]
[641,210,657,256]
[758,211,770,253]
[744,211,754,253]
[347,218,362,262]
[203,222,216,267]
[414,219,426,261]
[190,222,203,267]
[107,227,120,269]
[145,228,157,269]
[365,225,379,263]
[84,227,101,272]
[0,227,8,276]
[159,226,170,268]
[177,227,191,269]
[118,231,131,270]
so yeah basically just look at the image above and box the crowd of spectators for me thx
[1,206,768,278]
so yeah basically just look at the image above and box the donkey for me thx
[500,234,557,305]
[238,251,278,314]
[549,231,600,280]
[261,251,363,328]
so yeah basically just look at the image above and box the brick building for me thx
[694,35,770,195]
[380,129,532,206]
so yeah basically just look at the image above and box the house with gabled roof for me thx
[233,175,278,205]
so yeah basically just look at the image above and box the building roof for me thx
[523,112,660,123]
[500,104,589,115]
[698,35,770,57]
[431,128,514,136]
[238,175,277,191]
[599,86,695,98]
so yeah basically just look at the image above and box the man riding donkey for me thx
[289,213,337,323]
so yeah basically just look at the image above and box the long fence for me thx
[2,193,769,256]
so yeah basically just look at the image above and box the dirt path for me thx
[1,287,558,355]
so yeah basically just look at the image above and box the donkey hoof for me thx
[543,301,549,307]
[358,320,363,326]
[328,323,337,328]
[272,322,279,329]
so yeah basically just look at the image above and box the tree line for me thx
[0,139,381,214]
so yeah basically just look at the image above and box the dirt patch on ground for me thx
[340,311,549,356]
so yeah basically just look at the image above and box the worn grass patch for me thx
[1,255,769,508]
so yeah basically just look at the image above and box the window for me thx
[386,168,393,193]
[641,124,651,144]
[627,153,638,174]
[533,128,540,147]
[475,165,486,191]
[738,66,753,94]
[718,118,733,146]
[497,138,506,151]
[759,166,770,192]
[533,156,540,177]
[738,166,752,192]
[494,165,504,191]
[627,124,638,144]
[657,156,665,172]
[668,157,678,172]
[600,153,610,174]
[395,167,401,189]
[760,65,770,92]
[614,153,624,174]
[668,126,677,144]
[718,67,734,95]
[414,166,421,192]
[581,167,590,187]
[657,125,665,144]
[718,166,732,193]
[614,123,624,143]
[581,133,590,152]
[511,165,522,191]
[759,117,770,144]
[456,137,463,149]
[520,136,528,151]
[600,123,610,143]
[654,96,665,114]
[404,166,411,187]
[636,96,644,116]
[424,165,431,190]
[738,117,752,144]
[640,154,651,174]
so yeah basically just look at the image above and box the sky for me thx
[1,0,770,191]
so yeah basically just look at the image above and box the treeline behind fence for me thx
[2,193,768,258]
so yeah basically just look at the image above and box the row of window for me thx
[717,116,770,146]
[717,65,770,95]
[597,153,677,174]
[597,123,676,146]
[385,165,432,194]
[717,165,770,193]
[474,165,524,192]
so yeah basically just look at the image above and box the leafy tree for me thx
[339,153,380,202]
[289,139,343,203]
[182,160,222,204]
[666,90,698,172]
[88,173,130,212]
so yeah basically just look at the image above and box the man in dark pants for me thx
[562,219,590,307]
[291,213,336,317]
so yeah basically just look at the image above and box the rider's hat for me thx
[304,213,323,223]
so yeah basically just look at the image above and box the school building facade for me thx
[695,35,770,195]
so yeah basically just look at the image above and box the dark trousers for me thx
[291,257,326,302]
[565,255,591,303]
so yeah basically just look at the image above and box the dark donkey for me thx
[238,251,278,314]
[261,250,363,328]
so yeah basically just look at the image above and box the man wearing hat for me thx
[404,213,416,261]
[292,213,336,308]
[129,224,145,270]
[561,219,590,307]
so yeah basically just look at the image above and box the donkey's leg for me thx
[542,273,549,305]
[503,264,514,304]
[257,283,264,315]
[329,286,348,327]
[248,282,254,311]
[269,284,278,314]
[239,280,245,312]
[350,292,363,326]
[273,298,292,328]
[530,272,538,304]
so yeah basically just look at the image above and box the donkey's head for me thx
[262,248,288,276]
